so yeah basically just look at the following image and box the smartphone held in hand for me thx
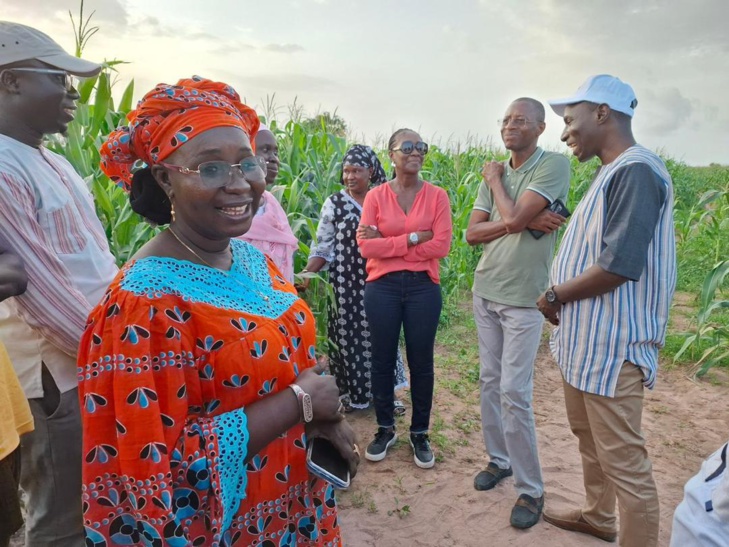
[528,199,572,239]
[306,437,350,489]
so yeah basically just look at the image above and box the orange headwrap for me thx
[100,76,260,189]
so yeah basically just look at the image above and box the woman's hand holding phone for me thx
[306,420,360,479]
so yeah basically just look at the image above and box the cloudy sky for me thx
[4,0,728,165]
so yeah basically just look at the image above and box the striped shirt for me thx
[550,145,676,397]
[0,134,118,396]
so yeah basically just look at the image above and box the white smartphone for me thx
[306,437,350,490]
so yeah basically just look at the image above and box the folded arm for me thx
[356,192,410,258]
[404,191,453,260]
[465,209,507,245]
[483,161,551,233]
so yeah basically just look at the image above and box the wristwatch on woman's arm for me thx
[289,383,313,423]
[408,232,419,246]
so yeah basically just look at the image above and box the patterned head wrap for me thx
[100,76,260,190]
[340,144,388,186]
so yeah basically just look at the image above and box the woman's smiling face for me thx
[155,126,266,244]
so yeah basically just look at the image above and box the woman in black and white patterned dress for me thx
[301,145,407,412]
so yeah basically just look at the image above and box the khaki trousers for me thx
[563,361,659,547]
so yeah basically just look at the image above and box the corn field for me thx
[47,67,729,375]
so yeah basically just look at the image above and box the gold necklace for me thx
[345,188,366,205]
[167,227,270,303]
[168,226,227,269]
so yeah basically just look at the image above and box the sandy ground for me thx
[336,338,729,547]
[10,321,726,546]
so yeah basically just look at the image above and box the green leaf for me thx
[91,71,111,136]
[698,260,729,323]
[78,74,98,104]
[119,80,135,113]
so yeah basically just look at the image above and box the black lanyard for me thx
[706,443,727,482]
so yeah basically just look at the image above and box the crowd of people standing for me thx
[0,19,724,547]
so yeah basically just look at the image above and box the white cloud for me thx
[640,87,693,133]
[3,0,129,28]
[2,0,727,164]
[262,44,305,53]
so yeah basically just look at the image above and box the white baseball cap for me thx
[549,74,638,118]
[0,21,101,77]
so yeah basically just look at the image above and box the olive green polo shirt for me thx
[472,148,570,307]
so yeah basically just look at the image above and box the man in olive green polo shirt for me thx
[465,97,570,529]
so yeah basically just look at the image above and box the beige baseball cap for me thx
[0,21,101,77]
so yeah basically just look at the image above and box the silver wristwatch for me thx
[409,232,419,245]
[545,286,561,305]
[289,383,313,423]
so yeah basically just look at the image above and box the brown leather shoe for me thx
[543,508,617,543]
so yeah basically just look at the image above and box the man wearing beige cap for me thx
[0,21,118,546]
[536,74,676,546]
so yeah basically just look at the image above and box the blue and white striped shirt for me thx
[550,145,677,397]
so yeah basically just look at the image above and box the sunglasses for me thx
[160,157,267,189]
[392,140,429,155]
[2,68,78,91]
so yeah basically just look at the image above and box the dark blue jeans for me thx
[363,271,442,433]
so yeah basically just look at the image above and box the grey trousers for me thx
[20,365,83,547]
[473,296,544,498]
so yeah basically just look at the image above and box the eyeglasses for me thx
[160,157,267,188]
[2,68,77,91]
[498,117,539,129]
[392,140,429,155]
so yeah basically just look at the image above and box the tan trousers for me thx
[563,361,659,547]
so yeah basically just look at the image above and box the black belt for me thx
[381,270,430,278]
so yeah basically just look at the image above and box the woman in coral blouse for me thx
[356,128,452,469]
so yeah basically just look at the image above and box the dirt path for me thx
[337,337,729,546]
[10,318,725,546]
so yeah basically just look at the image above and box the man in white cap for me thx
[537,74,676,546]
[0,21,118,546]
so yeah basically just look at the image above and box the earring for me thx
[170,202,176,223]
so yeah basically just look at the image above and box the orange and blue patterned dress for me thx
[78,240,340,546]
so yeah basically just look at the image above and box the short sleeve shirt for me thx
[472,148,570,307]
[597,163,667,280]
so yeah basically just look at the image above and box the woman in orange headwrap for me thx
[80,76,357,546]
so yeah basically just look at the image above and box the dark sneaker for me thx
[409,433,435,469]
[365,427,397,462]
[510,494,544,529]
[474,462,513,491]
